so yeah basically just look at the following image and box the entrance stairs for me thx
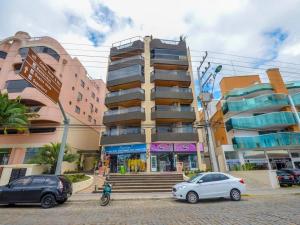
[97,173,184,193]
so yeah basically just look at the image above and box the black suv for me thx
[0,175,72,208]
[280,169,300,185]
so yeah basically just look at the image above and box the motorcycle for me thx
[100,180,112,206]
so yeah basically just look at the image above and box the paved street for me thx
[0,195,300,225]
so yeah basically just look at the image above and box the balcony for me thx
[151,69,191,87]
[151,105,195,123]
[226,112,297,131]
[292,92,300,106]
[233,132,300,150]
[103,107,145,125]
[105,88,145,108]
[287,81,300,95]
[106,64,144,91]
[108,55,144,71]
[100,128,145,145]
[151,87,193,104]
[110,37,144,61]
[30,106,62,124]
[224,83,273,100]
[151,126,198,142]
[222,94,289,116]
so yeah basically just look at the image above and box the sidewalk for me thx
[70,187,300,202]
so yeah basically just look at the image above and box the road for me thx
[0,195,300,225]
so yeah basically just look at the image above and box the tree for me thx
[29,142,78,174]
[0,92,29,134]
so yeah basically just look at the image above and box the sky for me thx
[1,0,300,99]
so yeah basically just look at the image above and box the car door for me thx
[194,174,215,199]
[24,176,46,203]
[4,176,32,203]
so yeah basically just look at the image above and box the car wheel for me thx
[41,194,56,209]
[186,191,198,204]
[230,189,241,201]
[57,198,68,204]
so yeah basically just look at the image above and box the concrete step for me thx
[108,182,179,186]
[96,188,172,193]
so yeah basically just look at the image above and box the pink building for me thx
[0,31,106,175]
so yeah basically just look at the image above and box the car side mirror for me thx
[197,180,203,184]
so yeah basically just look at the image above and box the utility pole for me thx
[55,101,70,175]
[197,52,221,172]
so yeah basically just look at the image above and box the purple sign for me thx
[150,143,173,152]
[174,143,197,152]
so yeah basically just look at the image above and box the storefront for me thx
[104,144,147,173]
[150,143,199,172]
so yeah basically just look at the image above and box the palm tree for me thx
[29,142,78,174]
[0,92,29,134]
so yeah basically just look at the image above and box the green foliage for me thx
[0,92,30,134]
[29,142,79,173]
[232,163,255,171]
[64,173,89,183]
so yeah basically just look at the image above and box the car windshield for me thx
[188,173,204,183]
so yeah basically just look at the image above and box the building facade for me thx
[208,68,300,171]
[100,36,206,173]
[0,31,106,175]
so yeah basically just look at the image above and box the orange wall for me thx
[266,68,288,94]
[220,75,261,95]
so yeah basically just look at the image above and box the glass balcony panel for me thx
[223,94,289,113]
[286,81,300,89]
[228,112,296,130]
[224,84,273,99]
[153,105,194,112]
[103,127,144,136]
[152,87,192,93]
[233,132,300,149]
[292,93,300,106]
[110,55,144,66]
[104,107,144,116]
[106,88,144,97]
[152,69,189,77]
[107,64,143,81]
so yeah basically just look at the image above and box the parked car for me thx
[280,168,300,185]
[0,175,72,208]
[276,170,294,187]
[172,172,246,204]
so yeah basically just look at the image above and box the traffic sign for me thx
[19,48,62,103]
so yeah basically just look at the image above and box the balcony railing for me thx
[102,128,144,136]
[110,55,143,66]
[152,126,196,134]
[292,92,300,105]
[222,94,289,114]
[152,87,192,93]
[152,105,194,112]
[106,88,144,98]
[286,81,300,89]
[224,83,273,99]
[151,69,190,77]
[112,36,143,49]
[104,107,144,116]
[226,112,297,131]
[233,132,300,150]
[107,64,143,81]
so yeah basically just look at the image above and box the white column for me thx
[264,150,272,170]
[287,150,296,169]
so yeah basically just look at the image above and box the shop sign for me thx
[150,143,173,152]
[104,144,146,155]
[174,143,197,152]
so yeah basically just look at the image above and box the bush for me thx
[64,173,89,183]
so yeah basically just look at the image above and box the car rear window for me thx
[45,177,58,185]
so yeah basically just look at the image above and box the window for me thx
[13,63,22,73]
[72,86,75,91]
[11,177,32,187]
[0,51,8,59]
[69,101,72,105]
[80,80,85,88]
[75,106,80,114]
[45,177,58,185]
[96,97,99,103]
[93,119,96,125]
[75,73,78,78]
[31,177,46,186]
[23,148,40,163]
[87,87,89,90]
[95,108,98,113]
[83,112,86,115]
[77,92,83,101]
[5,80,33,93]
[88,115,92,122]
[201,174,229,183]
[90,103,94,113]
[91,92,95,99]
[19,46,60,61]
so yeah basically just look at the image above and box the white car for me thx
[172,172,246,203]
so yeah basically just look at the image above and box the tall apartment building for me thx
[100,36,205,173]
[207,68,300,171]
[0,31,106,174]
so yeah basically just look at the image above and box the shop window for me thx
[75,106,80,114]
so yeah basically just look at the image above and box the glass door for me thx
[151,155,157,172]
